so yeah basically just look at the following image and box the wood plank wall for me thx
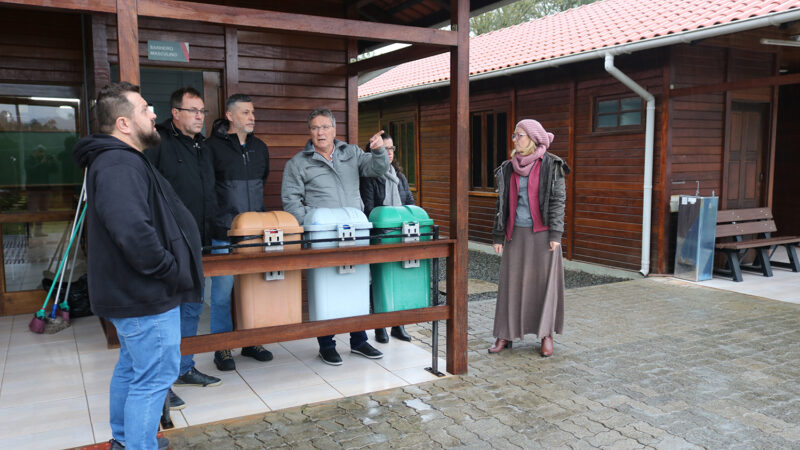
[670,45,727,197]
[515,81,572,249]
[572,61,663,270]
[418,96,453,237]
[235,30,347,210]
[0,8,83,85]
[669,44,775,198]
[106,17,348,211]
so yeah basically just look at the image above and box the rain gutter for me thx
[604,53,654,277]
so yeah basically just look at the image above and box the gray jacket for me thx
[281,139,389,224]
[492,152,570,244]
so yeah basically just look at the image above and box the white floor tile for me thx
[392,360,451,384]
[240,359,326,395]
[304,353,394,382]
[173,372,269,426]
[0,422,95,450]
[279,337,323,360]
[260,382,343,410]
[230,343,298,371]
[0,367,85,408]
[327,370,408,397]
[0,309,450,446]
[373,344,435,371]
[0,396,90,440]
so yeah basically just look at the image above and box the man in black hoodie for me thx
[206,93,272,371]
[73,82,203,450]
[145,87,220,410]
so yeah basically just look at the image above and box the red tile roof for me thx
[359,0,800,98]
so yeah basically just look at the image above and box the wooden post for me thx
[447,0,469,375]
[116,0,139,85]
[346,6,359,144]
[347,38,359,145]
[224,26,238,97]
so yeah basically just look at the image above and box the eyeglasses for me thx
[310,125,333,132]
[175,107,209,116]
[385,146,396,151]
[511,133,527,140]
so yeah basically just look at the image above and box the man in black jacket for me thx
[144,87,220,410]
[73,82,203,450]
[207,93,272,371]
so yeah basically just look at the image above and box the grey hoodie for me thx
[281,139,388,224]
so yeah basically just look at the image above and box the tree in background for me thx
[471,0,599,36]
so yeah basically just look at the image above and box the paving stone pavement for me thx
[165,278,800,449]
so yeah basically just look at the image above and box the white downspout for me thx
[604,53,655,276]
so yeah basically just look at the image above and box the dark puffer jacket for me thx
[206,119,270,241]
[492,152,570,244]
[360,168,415,218]
[73,134,203,319]
[144,119,216,246]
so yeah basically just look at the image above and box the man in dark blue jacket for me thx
[145,87,220,410]
[73,82,203,450]
[207,93,272,371]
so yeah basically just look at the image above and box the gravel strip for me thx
[435,250,627,302]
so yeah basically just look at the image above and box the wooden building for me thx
[0,0,515,374]
[358,0,800,274]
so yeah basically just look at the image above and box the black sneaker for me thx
[351,342,383,359]
[241,345,273,362]
[374,328,389,343]
[167,388,185,410]
[319,347,343,365]
[174,367,222,387]
[214,349,235,371]
[110,437,170,449]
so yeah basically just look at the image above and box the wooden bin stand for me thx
[179,239,460,373]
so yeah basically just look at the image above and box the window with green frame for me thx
[388,119,416,188]
[594,95,643,131]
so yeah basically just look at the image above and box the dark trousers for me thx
[317,331,368,350]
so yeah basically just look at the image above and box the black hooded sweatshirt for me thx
[206,118,270,241]
[73,134,203,319]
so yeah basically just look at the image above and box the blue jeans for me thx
[179,299,203,375]
[318,331,368,351]
[109,306,180,450]
[210,238,234,334]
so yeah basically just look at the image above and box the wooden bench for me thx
[715,208,800,282]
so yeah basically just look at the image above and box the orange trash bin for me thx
[227,211,304,329]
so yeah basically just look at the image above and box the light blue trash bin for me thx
[303,207,372,321]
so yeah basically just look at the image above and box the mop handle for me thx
[41,204,87,313]
[52,172,88,313]
[61,186,88,308]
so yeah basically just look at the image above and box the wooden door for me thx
[725,102,769,209]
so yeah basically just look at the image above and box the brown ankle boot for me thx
[488,338,512,354]
[541,336,553,357]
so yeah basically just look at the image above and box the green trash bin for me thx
[369,205,433,312]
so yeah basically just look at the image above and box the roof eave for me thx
[359,8,800,102]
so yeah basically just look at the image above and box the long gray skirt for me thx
[493,227,565,340]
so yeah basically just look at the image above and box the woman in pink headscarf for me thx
[488,119,570,357]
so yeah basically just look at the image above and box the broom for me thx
[55,180,88,324]
[29,203,86,334]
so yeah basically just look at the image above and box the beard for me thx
[140,129,161,149]
[134,123,161,150]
